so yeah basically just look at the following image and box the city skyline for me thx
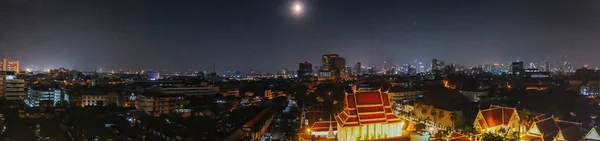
[1,0,600,72]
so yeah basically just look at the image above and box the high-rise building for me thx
[298,61,313,79]
[319,54,347,80]
[511,61,525,75]
[2,58,20,73]
[354,62,362,76]
[322,54,337,71]
[432,58,445,71]
[0,71,25,101]
[418,62,424,73]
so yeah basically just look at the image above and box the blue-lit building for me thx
[26,86,63,107]
[581,83,599,98]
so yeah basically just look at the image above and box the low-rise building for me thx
[412,103,467,130]
[581,81,600,98]
[410,89,470,130]
[26,86,62,107]
[135,93,188,117]
[220,89,240,97]
[459,90,488,102]
[310,121,337,137]
[387,86,423,102]
[146,84,219,97]
[81,92,119,107]
[242,109,274,141]
[0,71,25,101]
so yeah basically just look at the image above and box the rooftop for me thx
[242,109,274,132]
[336,86,401,127]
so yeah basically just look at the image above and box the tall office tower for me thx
[355,62,362,75]
[322,54,337,71]
[432,58,445,71]
[320,54,347,80]
[298,61,313,79]
[511,61,525,76]
[336,57,347,79]
[545,62,551,72]
[2,58,20,73]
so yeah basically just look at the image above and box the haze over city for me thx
[1,0,600,72]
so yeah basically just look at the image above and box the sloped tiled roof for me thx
[560,126,583,141]
[311,121,337,132]
[535,117,560,141]
[336,88,401,127]
[556,120,583,141]
[479,105,516,127]
[536,117,559,135]
[524,117,585,141]
[447,132,470,141]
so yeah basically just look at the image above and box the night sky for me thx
[1,0,599,72]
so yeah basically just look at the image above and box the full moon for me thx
[291,2,303,16]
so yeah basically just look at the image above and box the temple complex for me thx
[335,83,404,141]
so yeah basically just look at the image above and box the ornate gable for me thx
[555,131,565,141]
[585,128,600,141]
[528,123,542,135]
[473,111,488,130]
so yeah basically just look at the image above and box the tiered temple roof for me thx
[335,84,401,127]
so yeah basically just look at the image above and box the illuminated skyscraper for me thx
[322,54,337,71]
[320,54,347,80]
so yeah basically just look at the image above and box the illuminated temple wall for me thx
[337,122,402,141]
